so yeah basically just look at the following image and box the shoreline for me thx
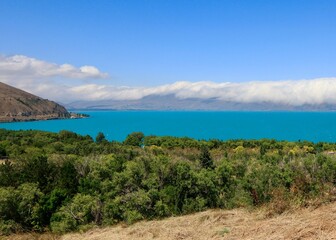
[0,112,89,123]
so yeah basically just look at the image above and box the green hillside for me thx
[0,129,336,235]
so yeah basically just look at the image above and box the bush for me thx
[0,183,44,233]
[1,129,336,234]
[50,194,100,233]
[124,132,144,147]
[0,220,20,236]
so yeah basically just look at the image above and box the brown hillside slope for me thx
[0,82,70,122]
[61,202,336,240]
[4,202,336,240]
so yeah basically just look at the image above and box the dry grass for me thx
[3,201,336,240]
[0,233,59,240]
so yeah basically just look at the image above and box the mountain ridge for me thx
[0,82,71,122]
[66,94,336,111]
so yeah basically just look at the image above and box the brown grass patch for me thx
[4,201,336,240]
[0,232,59,240]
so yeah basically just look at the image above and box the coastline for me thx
[0,112,89,123]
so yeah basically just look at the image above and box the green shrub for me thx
[50,194,100,233]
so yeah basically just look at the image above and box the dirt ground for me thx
[4,201,336,240]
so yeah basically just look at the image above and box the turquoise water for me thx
[1,111,336,142]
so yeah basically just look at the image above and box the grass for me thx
[217,227,230,236]
[4,200,336,240]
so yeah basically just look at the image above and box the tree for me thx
[50,194,101,233]
[0,183,44,232]
[124,132,145,147]
[0,144,7,157]
[199,146,214,169]
[95,132,106,143]
[0,160,17,187]
[20,155,54,191]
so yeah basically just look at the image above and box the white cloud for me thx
[65,78,336,106]
[1,54,336,106]
[0,55,108,79]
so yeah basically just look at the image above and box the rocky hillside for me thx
[0,82,70,122]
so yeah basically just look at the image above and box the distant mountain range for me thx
[1,81,334,118]
[0,82,73,122]
[66,94,336,111]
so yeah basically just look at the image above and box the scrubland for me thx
[1,129,336,239]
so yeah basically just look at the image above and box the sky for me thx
[1,0,336,104]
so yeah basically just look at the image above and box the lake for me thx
[0,111,336,143]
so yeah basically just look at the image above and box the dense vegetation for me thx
[0,128,336,235]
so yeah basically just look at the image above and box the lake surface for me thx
[1,111,336,143]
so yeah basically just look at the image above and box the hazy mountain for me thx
[0,82,71,122]
[66,94,336,111]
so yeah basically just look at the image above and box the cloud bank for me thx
[67,78,336,106]
[1,54,336,106]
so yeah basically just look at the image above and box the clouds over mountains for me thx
[1,54,336,108]
[67,79,336,107]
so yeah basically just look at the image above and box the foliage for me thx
[123,132,145,147]
[0,129,336,234]
[199,146,214,169]
[95,132,106,143]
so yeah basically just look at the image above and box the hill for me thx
[0,82,70,122]
[61,201,336,240]
[5,201,336,239]
[1,130,336,239]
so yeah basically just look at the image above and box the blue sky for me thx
[1,0,336,104]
